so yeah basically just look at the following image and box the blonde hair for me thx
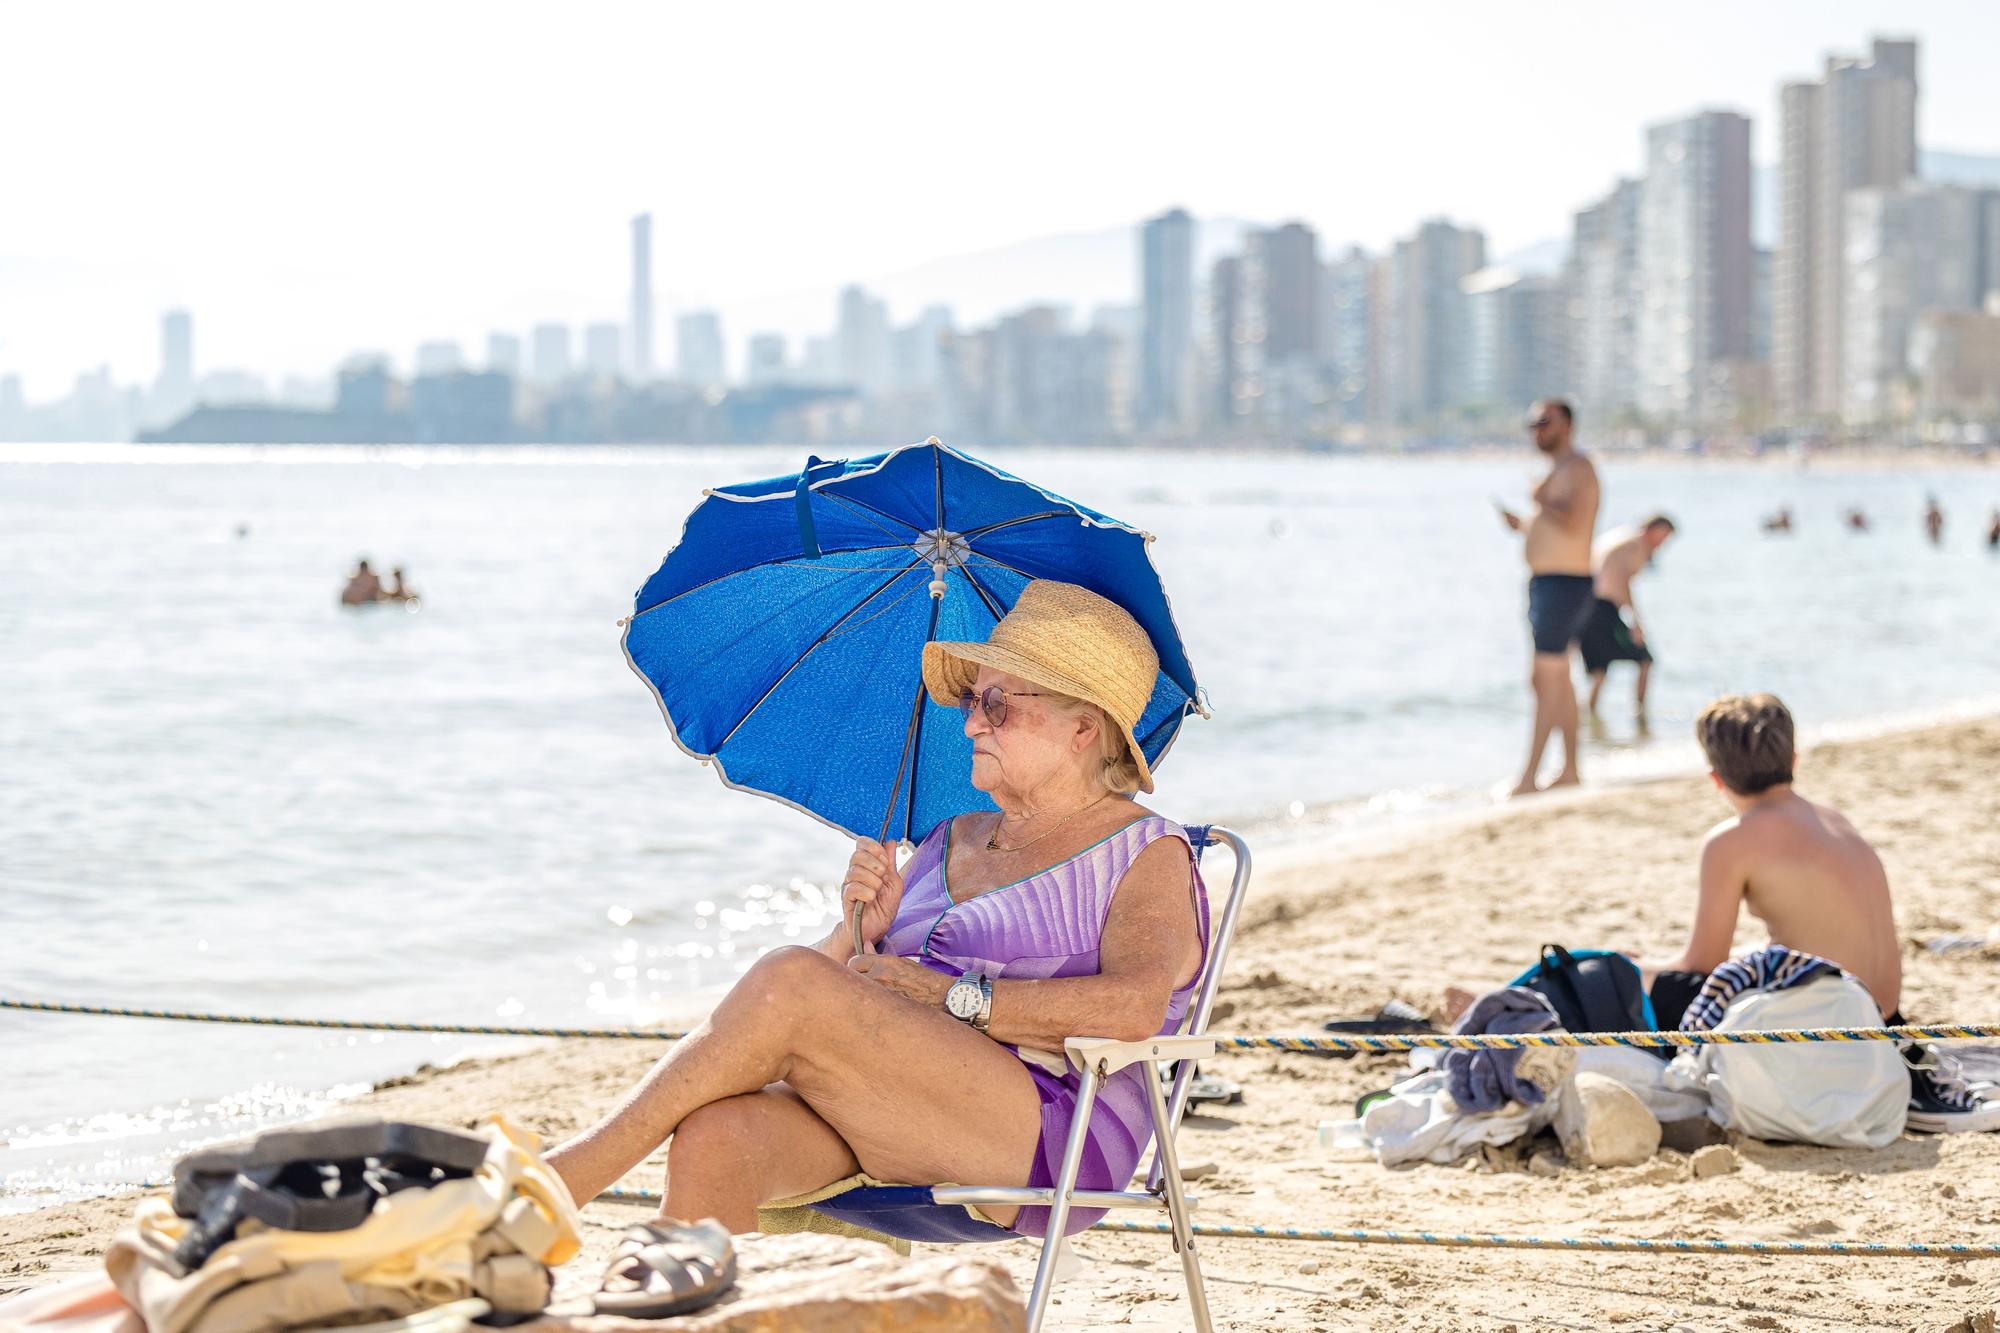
[1696,693,1795,794]
[1045,693,1144,797]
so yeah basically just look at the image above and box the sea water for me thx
[4,442,1997,1207]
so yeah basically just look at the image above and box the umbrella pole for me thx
[851,590,943,957]
[852,678,928,956]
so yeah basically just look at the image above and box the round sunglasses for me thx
[957,686,1045,728]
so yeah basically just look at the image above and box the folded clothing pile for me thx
[104,1117,580,1333]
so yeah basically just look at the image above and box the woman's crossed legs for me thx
[546,946,1045,1232]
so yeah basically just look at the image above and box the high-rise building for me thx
[1245,223,1320,363]
[585,323,624,378]
[1567,180,1642,420]
[1636,109,1754,423]
[152,308,195,427]
[1774,37,1919,421]
[1752,247,1774,365]
[1206,256,1243,426]
[531,323,573,384]
[676,311,726,387]
[1910,309,2000,422]
[487,332,522,377]
[1463,267,1566,421]
[798,335,837,385]
[891,304,954,394]
[631,214,655,378]
[836,287,892,394]
[160,311,193,395]
[987,306,1121,443]
[746,333,788,385]
[1138,207,1196,432]
[1367,254,1400,429]
[1389,218,1486,423]
[1319,247,1375,425]
[1843,184,2000,426]
[1233,222,1322,426]
[415,340,465,377]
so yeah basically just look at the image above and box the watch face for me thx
[945,982,980,1019]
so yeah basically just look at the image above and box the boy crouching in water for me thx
[1644,693,1997,1132]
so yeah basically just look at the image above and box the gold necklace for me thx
[986,793,1110,853]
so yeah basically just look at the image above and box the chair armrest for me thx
[1064,1035,1218,1076]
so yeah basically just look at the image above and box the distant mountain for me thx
[1925,148,2000,188]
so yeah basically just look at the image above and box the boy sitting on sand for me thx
[1644,692,1996,1133]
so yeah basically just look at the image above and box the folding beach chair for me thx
[783,824,1251,1333]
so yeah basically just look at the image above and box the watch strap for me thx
[972,973,993,1032]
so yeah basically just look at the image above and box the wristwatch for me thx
[944,970,993,1032]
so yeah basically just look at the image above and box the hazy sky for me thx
[6,0,1998,397]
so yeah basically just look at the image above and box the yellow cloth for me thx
[103,1117,580,1333]
[759,1172,1021,1256]
[758,1172,912,1255]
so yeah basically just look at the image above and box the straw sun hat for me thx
[921,579,1162,793]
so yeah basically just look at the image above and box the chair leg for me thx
[1025,1064,1100,1333]
[1140,1055,1214,1333]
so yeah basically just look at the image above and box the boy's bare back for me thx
[1703,792,1901,1015]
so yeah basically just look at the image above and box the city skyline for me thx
[7,2,2000,399]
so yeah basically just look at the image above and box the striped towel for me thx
[1679,945,1841,1032]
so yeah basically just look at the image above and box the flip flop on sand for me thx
[592,1219,737,1319]
[1311,1001,1439,1059]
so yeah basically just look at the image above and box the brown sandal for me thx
[592,1219,737,1319]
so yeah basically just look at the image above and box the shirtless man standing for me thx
[1582,515,1675,719]
[1644,693,1995,1132]
[1498,399,1599,796]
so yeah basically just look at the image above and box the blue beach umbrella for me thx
[622,437,1208,846]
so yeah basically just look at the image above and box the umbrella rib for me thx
[633,542,913,618]
[712,556,926,751]
[819,490,925,539]
[879,596,942,843]
[933,445,946,534]
[958,510,1068,541]
[954,562,1009,622]
[961,550,1040,582]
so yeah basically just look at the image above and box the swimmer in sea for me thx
[340,559,383,606]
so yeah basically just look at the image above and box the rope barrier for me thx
[6,997,1995,1049]
[0,998,690,1041]
[100,1182,1993,1258]
[1087,1219,2000,1258]
[1219,1026,2000,1051]
[53,997,1996,1269]
[592,1187,1998,1258]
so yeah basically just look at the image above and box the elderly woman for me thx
[547,580,1210,1243]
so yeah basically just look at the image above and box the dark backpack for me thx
[1509,944,1656,1034]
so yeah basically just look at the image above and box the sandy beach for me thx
[7,715,2000,1331]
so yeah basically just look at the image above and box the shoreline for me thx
[6,701,1996,1211]
[9,712,2000,1328]
[1234,690,2000,867]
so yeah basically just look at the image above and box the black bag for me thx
[1510,944,1655,1034]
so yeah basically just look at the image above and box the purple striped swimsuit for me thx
[879,814,1211,1238]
